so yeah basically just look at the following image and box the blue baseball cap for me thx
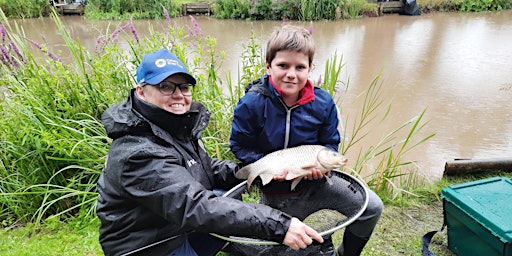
[136,49,196,85]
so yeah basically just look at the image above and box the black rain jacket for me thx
[96,89,292,256]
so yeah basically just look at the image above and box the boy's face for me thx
[266,50,312,98]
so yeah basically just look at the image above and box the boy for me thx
[230,25,383,256]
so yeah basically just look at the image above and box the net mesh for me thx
[216,171,369,245]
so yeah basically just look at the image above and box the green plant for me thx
[336,74,435,197]
[339,0,367,18]
[85,0,181,19]
[453,0,511,11]
[300,0,340,20]
[0,0,50,18]
[213,0,252,20]
[0,8,128,222]
[0,7,238,222]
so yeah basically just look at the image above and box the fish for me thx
[235,145,348,191]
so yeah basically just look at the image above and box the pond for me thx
[12,10,512,181]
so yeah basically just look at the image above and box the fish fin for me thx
[286,167,313,180]
[285,172,303,180]
[247,175,256,190]
[235,167,250,179]
[260,173,274,186]
[300,164,317,169]
[290,178,303,191]
[325,175,333,185]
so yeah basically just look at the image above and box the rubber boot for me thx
[312,236,335,256]
[336,230,370,256]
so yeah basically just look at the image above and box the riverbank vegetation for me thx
[1,0,511,19]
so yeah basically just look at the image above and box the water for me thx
[10,10,512,181]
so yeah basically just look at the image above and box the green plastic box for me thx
[442,177,512,256]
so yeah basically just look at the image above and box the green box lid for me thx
[442,177,512,243]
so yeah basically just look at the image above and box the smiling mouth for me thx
[170,103,184,108]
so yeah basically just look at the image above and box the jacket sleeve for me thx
[122,147,292,242]
[230,93,266,164]
[209,157,243,190]
[318,92,341,152]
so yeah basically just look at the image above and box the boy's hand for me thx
[303,168,329,180]
[273,168,329,181]
[273,169,289,181]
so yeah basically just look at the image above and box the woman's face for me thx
[136,74,192,115]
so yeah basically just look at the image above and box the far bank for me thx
[1,0,511,20]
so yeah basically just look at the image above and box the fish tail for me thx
[247,175,255,189]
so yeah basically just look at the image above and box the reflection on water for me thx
[10,11,512,181]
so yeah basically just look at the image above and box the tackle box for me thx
[442,177,512,256]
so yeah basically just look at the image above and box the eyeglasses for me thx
[144,82,194,96]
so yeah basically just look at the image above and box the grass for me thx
[0,217,102,255]
[3,173,511,255]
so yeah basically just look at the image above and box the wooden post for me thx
[182,2,212,15]
[378,1,404,15]
[444,158,512,176]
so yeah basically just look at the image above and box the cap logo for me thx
[154,58,183,68]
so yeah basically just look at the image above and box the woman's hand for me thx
[283,217,324,250]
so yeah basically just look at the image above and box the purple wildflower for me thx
[189,16,203,36]
[9,42,24,62]
[96,36,104,45]
[27,38,62,62]
[0,54,9,66]
[128,23,139,42]
[109,23,139,43]
[27,38,42,51]
[0,46,12,65]
[162,6,172,25]
[110,25,124,42]
[46,51,62,62]
[308,26,313,35]
[95,36,106,53]
[0,23,6,43]
[317,75,323,86]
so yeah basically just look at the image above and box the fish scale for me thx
[235,145,347,190]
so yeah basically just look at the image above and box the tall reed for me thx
[0,8,132,223]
